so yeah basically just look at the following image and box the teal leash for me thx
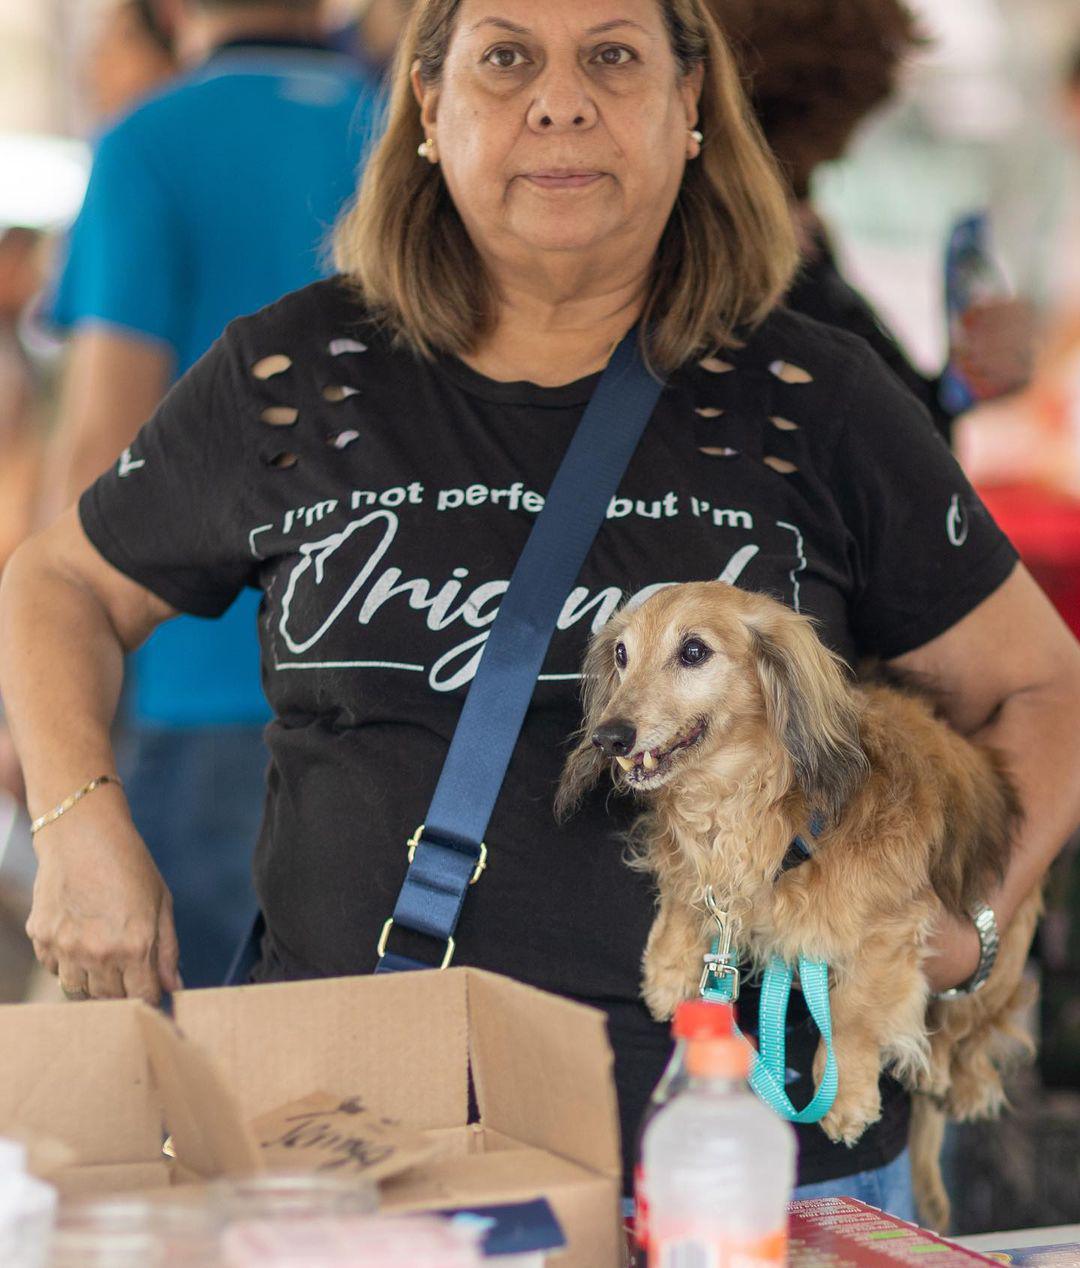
[699,887,838,1123]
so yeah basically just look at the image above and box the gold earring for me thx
[417,137,436,162]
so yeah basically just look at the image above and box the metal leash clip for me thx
[699,885,741,1002]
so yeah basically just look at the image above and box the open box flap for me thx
[0,1000,163,1168]
[170,971,470,1128]
[465,970,621,1179]
[137,1006,260,1179]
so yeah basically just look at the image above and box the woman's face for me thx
[414,0,702,268]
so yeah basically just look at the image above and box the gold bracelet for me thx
[30,775,124,837]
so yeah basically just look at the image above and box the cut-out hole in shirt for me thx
[323,385,360,402]
[763,455,798,474]
[699,446,739,459]
[261,406,299,427]
[699,356,735,374]
[267,451,299,469]
[329,338,368,356]
[251,354,292,380]
[329,430,360,450]
[769,361,813,384]
[695,407,724,418]
[770,416,799,431]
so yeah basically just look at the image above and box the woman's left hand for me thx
[922,906,981,995]
[892,567,1080,991]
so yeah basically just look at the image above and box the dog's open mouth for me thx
[615,720,708,787]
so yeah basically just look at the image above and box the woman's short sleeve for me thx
[78,332,256,617]
[832,349,1018,659]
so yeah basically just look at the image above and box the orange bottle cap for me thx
[672,1000,734,1041]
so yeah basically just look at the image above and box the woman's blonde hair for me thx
[334,0,798,373]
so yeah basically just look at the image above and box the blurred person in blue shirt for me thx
[44,0,380,987]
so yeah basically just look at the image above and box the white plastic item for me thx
[642,1002,796,1268]
[0,1137,58,1268]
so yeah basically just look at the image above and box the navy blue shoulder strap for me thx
[376,329,665,973]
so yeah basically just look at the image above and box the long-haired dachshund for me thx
[556,581,1041,1229]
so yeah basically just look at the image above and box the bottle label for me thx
[651,1228,787,1268]
[633,1163,650,1249]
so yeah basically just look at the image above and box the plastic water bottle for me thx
[641,1002,796,1268]
[0,1138,57,1268]
[631,1011,697,1267]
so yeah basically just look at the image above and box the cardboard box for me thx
[0,969,623,1267]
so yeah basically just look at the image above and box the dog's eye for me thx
[679,638,711,667]
[615,642,628,669]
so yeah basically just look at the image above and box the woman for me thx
[3,0,1079,1219]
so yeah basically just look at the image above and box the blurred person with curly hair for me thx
[712,0,1035,443]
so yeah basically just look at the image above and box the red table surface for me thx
[978,484,1080,637]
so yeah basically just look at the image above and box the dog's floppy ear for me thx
[749,608,868,825]
[555,610,628,821]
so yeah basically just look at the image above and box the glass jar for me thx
[49,1195,222,1268]
[212,1172,378,1223]
[221,1213,485,1268]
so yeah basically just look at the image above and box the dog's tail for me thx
[910,1093,951,1232]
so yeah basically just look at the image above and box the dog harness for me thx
[699,824,839,1124]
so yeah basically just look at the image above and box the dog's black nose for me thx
[592,721,637,757]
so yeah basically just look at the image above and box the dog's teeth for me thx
[642,751,658,771]
[616,756,634,772]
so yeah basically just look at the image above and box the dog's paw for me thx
[816,1053,882,1147]
[945,1065,1006,1121]
[820,1088,882,1147]
[642,964,696,1023]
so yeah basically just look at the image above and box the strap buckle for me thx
[700,957,741,1002]
[406,823,488,886]
[377,918,456,971]
[699,886,742,1002]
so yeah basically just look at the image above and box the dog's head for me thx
[555,581,868,823]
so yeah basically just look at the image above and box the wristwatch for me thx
[933,902,999,999]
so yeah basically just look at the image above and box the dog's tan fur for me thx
[556,581,1041,1229]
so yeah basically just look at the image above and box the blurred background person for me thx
[713,0,1035,444]
[325,0,413,82]
[0,226,47,577]
[0,0,179,1004]
[956,37,1080,495]
[37,0,382,988]
[85,0,178,124]
[0,223,49,1001]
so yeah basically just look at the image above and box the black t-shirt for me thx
[80,277,1017,1189]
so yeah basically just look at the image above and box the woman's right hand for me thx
[26,793,181,1003]
[0,512,184,1003]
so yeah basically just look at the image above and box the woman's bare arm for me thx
[0,508,182,1000]
[891,564,1080,991]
